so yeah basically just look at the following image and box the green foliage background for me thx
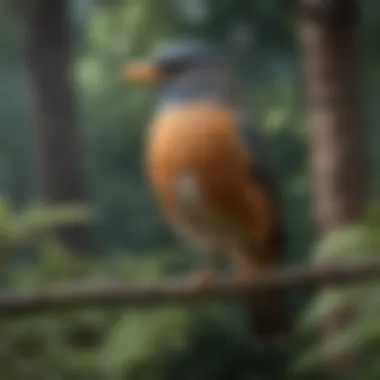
[0,0,379,379]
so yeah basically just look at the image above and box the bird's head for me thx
[123,40,240,107]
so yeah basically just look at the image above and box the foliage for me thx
[0,197,95,256]
[295,212,380,379]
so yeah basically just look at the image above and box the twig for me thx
[0,258,379,315]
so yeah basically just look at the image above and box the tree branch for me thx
[0,258,379,315]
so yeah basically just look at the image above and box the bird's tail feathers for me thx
[235,240,292,345]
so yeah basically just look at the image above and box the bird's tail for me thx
[236,223,292,344]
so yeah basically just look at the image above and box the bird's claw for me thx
[186,267,214,288]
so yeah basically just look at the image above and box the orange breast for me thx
[145,101,273,249]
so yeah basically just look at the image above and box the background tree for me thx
[16,0,92,254]
[298,0,367,374]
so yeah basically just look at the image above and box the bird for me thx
[123,40,291,343]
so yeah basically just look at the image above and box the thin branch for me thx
[0,258,379,315]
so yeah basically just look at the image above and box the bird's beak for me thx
[122,61,162,86]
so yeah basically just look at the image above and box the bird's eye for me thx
[161,58,189,76]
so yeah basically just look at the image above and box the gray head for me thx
[123,40,241,108]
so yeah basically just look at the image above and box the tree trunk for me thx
[21,0,92,253]
[298,0,366,233]
[298,0,367,374]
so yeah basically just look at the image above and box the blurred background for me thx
[0,0,379,379]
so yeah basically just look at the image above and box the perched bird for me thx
[123,40,291,342]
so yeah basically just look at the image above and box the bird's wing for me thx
[237,116,285,252]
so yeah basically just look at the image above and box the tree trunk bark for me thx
[298,0,367,374]
[298,0,367,233]
[21,0,92,253]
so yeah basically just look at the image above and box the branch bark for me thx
[0,259,378,315]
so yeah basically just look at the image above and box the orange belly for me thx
[145,101,271,252]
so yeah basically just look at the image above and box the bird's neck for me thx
[157,70,243,112]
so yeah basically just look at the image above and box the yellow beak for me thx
[122,61,162,85]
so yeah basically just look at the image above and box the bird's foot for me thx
[185,267,214,288]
